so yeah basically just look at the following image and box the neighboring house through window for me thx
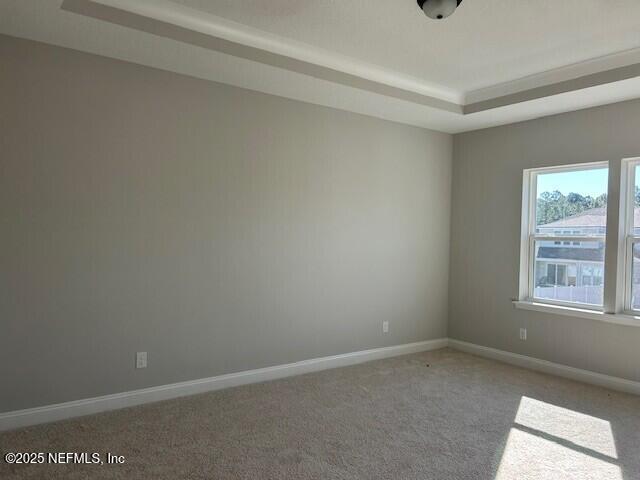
[535,206,606,305]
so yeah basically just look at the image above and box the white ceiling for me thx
[1,0,640,133]
[176,0,640,94]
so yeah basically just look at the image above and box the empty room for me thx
[2,1,640,479]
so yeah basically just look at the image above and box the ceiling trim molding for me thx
[61,0,463,113]
[464,62,640,114]
[465,46,640,104]
[58,0,640,121]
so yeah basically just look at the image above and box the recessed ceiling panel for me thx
[176,0,640,92]
[2,0,640,133]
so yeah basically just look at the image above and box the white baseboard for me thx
[5,337,637,432]
[448,339,640,396]
[0,338,448,432]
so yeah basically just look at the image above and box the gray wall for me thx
[450,99,640,383]
[0,35,452,412]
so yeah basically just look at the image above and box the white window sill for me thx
[513,301,640,327]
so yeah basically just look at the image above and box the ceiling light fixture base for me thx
[417,0,463,20]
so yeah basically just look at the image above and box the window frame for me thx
[519,162,609,311]
[621,158,640,314]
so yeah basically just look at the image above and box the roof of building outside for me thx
[539,207,640,228]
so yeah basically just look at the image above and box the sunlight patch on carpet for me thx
[495,396,621,480]
[515,396,617,458]
[495,428,622,480]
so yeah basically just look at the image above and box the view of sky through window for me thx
[537,168,608,197]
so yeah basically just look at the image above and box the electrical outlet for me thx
[382,321,389,333]
[519,328,527,341]
[136,351,147,369]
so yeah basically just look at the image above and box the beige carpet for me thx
[2,348,640,479]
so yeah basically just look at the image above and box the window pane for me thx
[536,168,608,236]
[634,165,640,235]
[533,240,605,306]
[631,243,640,310]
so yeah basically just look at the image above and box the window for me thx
[622,159,640,313]
[519,158,640,319]
[520,163,608,309]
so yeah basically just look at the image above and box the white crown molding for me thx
[89,0,463,105]
[0,338,448,432]
[3,0,640,131]
[464,48,640,113]
[465,46,640,105]
[62,0,640,119]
